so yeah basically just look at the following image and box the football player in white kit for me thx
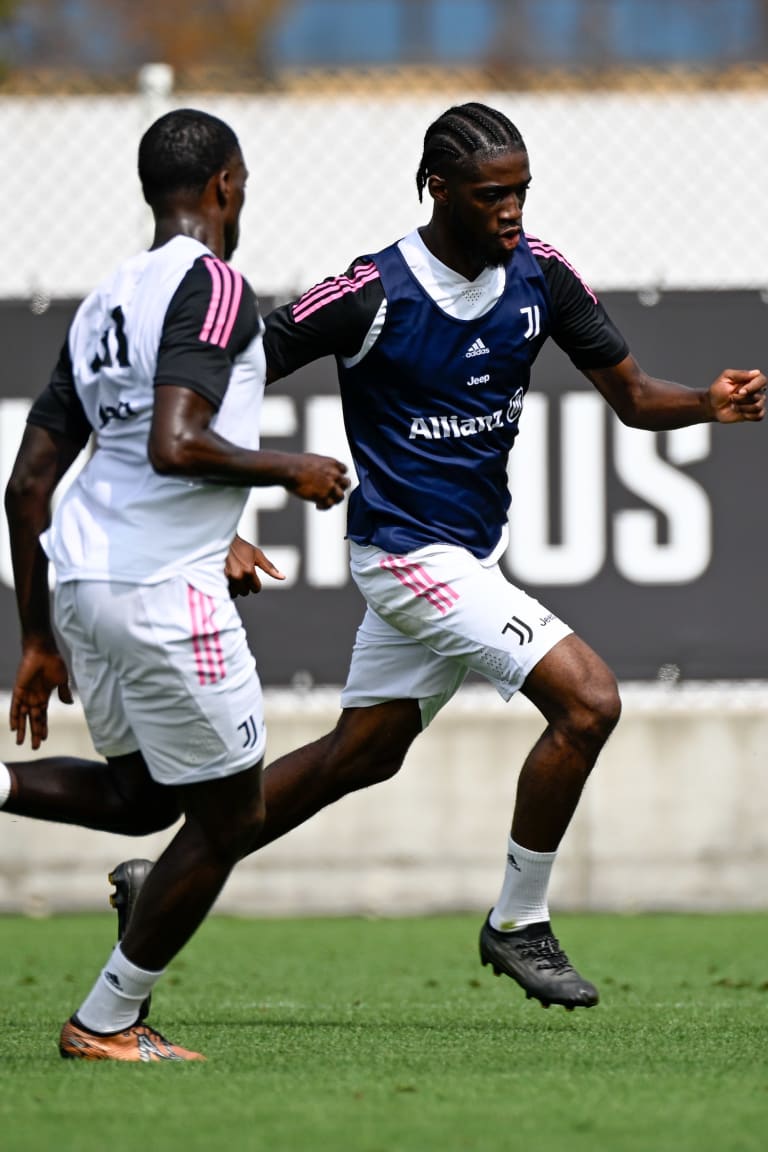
[1,108,349,1061]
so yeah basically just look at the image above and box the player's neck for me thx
[418,223,486,282]
[150,213,225,259]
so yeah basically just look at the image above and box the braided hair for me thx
[415,103,526,202]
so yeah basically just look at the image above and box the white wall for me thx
[2,684,767,917]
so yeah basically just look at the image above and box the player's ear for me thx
[427,173,449,205]
[214,167,230,209]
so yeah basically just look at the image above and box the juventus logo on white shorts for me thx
[238,714,260,749]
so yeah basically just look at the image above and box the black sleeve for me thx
[263,257,385,382]
[26,337,93,449]
[154,256,262,410]
[533,244,629,369]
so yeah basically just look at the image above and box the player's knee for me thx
[569,674,621,750]
[363,753,405,785]
[121,797,180,836]
[329,740,407,791]
[325,704,418,791]
[109,764,181,834]
[219,796,266,862]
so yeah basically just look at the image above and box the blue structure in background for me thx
[268,0,765,68]
[1,0,763,74]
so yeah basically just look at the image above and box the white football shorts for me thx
[54,575,266,784]
[341,542,572,727]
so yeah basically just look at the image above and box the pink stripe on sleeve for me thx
[294,261,376,311]
[200,258,244,348]
[199,258,224,342]
[208,263,234,345]
[526,235,598,304]
[217,268,243,348]
[292,263,380,323]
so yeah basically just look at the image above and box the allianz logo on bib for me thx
[465,337,490,358]
[408,387,524,441]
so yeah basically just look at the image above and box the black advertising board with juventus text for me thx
[0,291,764,689]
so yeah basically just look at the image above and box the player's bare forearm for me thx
[150,384,350,506]
[154,431,350,507]
[10,541,55,643]
[584,356,766,430]
[4,424,77,643]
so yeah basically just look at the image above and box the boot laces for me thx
[519,933,574,973]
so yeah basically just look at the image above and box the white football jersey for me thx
[40,235,265,595]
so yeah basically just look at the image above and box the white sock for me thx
[76,944,164,1034]
[489,835,557,932]
[0,763,12,807]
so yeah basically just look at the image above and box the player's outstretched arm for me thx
[584,354,766,430]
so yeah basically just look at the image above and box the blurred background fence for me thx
[0,0,766,914]
[2,0,768,299]
[4,78,768,301]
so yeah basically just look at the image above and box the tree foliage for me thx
[114,0,290,71]
[1,0,292,75]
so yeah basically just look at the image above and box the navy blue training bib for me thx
[339,235,551,558]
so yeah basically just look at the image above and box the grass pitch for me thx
[1,912,766,1152]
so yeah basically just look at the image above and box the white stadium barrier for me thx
[2,684,767,917]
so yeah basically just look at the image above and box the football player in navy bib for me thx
[258,102,764,1010]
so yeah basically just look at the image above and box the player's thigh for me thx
[521,632,621,730]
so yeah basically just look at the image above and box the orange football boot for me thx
[59,1017,206,1062]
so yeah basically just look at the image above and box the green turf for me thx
[1,912,766,1152]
